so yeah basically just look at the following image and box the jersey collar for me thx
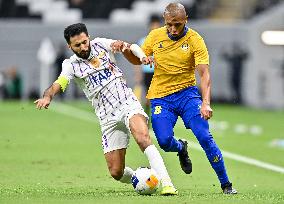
[167,26,188,41]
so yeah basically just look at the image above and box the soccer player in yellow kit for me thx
[141,3,237,194]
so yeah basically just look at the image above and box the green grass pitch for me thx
[0,101,283,203]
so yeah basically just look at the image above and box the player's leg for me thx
[128,113,151,151]
[128,113,178,195]
[151,103,180,152]
[189,116,237,194]
[104,148,134,183]
[101,116,134,184]
[189,116,228,183]
[151,99,192,174]
[182,97,237,194]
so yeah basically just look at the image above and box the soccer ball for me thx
[131,167,160,195]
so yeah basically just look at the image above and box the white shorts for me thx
[96,80,148,154]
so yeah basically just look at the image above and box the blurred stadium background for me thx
[0,0,284,203]
[0,0,283,108]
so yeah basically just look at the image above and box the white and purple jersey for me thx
[59,38,133,119]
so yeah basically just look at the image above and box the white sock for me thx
[144,144,174,187]
[119,166,134,184]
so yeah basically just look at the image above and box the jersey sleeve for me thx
[193,36,210,66]
[54,59,74,92]
[141,32,154,56]
[94,38,116,51]
[93,38,118,63]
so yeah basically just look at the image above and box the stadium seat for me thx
[42,8,82,24]
[110,9,148,24]
[110,0,194,23]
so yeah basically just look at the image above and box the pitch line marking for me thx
[188,142,284,174]
[51,102,284,174]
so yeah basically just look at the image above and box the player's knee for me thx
[192,126,212,148]
[136,132,151,150]
[109,167,124,180]
[198,134,210,145]
[157,137,172,152]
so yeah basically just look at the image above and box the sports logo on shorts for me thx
[153,106,162,114]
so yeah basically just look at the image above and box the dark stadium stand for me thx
[0,0,40,18]
[0,0,281,20]
[0,0,138,19]
[68,0,137,18]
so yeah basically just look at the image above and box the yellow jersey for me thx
[141,26,209,99]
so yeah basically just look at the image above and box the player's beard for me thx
[72,44,91,59]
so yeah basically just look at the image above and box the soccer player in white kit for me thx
[34,23,177,195]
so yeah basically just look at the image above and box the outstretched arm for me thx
[196,64,213,120]
[34,83,61,109]
[110,40,153,66]
[122,45,142,65]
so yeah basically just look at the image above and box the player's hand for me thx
[200,103,213,120]
[141,56,154,68]
[111,40,130,53]
[34,97,51,110]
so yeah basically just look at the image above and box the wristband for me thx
[130,44,147,61]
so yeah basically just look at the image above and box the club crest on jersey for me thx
[158,42,163,48]
[181,43,189,51]
[89,57,100,68]
[89,51,106,68]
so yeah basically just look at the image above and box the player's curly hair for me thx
[64,23,89,44]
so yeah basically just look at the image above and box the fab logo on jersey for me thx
[88,69,112,85]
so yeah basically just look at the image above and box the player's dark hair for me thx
[64,23,89,44]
